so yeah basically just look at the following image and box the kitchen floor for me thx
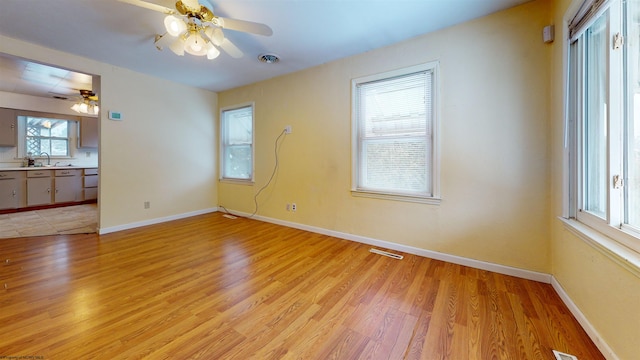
[0,204,97,238]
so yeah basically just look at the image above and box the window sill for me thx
[351,190,441,205]
[558,217,640,279]
[219,178,254,186]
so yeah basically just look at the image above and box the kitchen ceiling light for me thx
[71,90,99,115]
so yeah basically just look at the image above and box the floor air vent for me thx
[553,350,578,360]
[369,248,403,259]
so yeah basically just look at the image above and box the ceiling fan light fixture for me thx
[206,43,220,59]
[184,32,208,56]
[169,37,186,56]
[164,15,187,36]
[210,27,224,46]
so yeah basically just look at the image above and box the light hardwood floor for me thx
[0,212,604,359]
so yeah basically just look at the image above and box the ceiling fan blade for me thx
[117,0,175,14]
[216,17,273,36]
[220,38,243,59]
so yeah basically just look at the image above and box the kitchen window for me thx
[24,117,70,157]
[351,62,440,203]
[565,0,640,253]
[220,104,254,182]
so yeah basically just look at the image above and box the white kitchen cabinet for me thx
[78,117,98,148]
[54,169,81,203]
[27,170,53,206]
[0,171,24,210]
[0,108,17,147]
[83,168,98,201]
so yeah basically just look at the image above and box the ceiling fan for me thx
[71,90,99,115]
[118,0,273,60]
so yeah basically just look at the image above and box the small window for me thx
[352,62,440,203]
[220,104,254,182]
[25,117,70,157]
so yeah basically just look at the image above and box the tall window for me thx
[25,117,70,157]
[567,0,640,253]
[352,62,439,202]
[220,104,254,182]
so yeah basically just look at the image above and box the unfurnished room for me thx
[0,0,638,359]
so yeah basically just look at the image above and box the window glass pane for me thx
[355,69,433,197]
[51,140,68,156]
[362,138,428,193]
[221,105,253,180]
[583,12,608,218]
[25,117,70,157]
[625,0,640,227]
[224,145,252,179]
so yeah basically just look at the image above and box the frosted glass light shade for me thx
[204,26,224,46]
[206,43,220,59]
[169,37,186,56]
[164,15,187,36]
[185,32,208,56]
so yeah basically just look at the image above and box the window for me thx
[25,117,70,157]
[220,104,254,182]
[566,0,640,253]
[352,62,439,203]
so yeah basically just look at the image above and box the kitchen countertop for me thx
[0,165,98,171]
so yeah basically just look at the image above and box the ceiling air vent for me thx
[258,53,280,64]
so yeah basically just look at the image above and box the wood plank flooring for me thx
[0,212,604,359]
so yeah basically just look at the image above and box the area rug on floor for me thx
[0,204,97,238]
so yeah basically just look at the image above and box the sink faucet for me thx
[40,152,50,165]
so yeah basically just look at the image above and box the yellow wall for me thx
[0,35,218,230]
[219,0,552,273]
[549,0,640,358]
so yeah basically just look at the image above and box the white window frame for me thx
[564,0,640,255]
[16,114,76,160]
[351,62,441,204]
[220,103,255,184]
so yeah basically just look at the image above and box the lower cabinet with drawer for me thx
[55,169,81,203]
[0,171,25,210]
[27,170,53,206]
[83,168,98,201]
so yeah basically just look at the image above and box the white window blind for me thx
[354,67,435,198]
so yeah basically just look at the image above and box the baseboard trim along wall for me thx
[97,207,218,235]
[551,278,619,360]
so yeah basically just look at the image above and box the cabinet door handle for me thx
[47,188,51,193]
[55,188,59,193]
[12,190,16,196]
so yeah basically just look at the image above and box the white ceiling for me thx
[0,0,531,98]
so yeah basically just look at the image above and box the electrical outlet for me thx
[285,125,292,134]
[144,201,150,209]
[292,203,296,212]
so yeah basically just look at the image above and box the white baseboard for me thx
[551,278,619,360]
[221,209,552,284]
[98,207,218,235]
